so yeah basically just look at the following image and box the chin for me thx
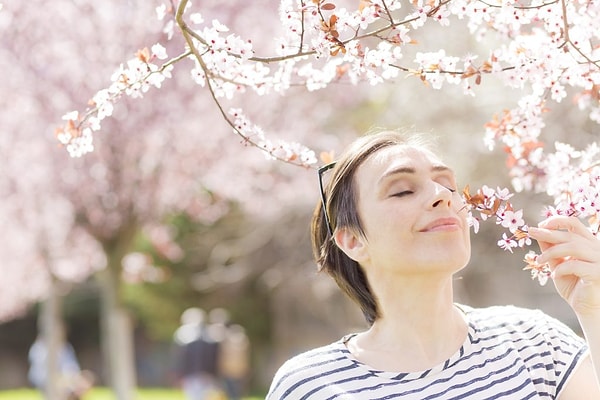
[416,255,470,273]
[428,241,471,264]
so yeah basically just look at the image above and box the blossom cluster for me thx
[55,44,172,157]
[464,174,600,285]
[462,184,551,285]
[486,140,600,285]
[229,109,317,165]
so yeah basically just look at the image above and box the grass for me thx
[0,388,264,400]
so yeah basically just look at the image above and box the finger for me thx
[528,226,576,255]
[553,260,600,284]
[538,216,595,239]
[536,241,600,265]
[528,226,572,245]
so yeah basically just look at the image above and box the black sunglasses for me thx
[318,162,337,236]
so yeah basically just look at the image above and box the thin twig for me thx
[175,0,313,168]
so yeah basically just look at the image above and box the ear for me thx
[334,227,369,263]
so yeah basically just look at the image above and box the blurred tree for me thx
[0,1,366,399]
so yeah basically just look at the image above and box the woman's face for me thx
[347,145,471,276]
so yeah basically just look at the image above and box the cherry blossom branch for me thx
[175,0,317,167]
[477,0,559,10]
[462,184,552,285]
[464,146,600,286]
[55,46,182,156]
[56,0,600,159]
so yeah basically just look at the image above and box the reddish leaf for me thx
[514,229,529,240]
[359,0,372,12]
[490,198,501,215]
[320,151,336,164]
[136,47,150,63]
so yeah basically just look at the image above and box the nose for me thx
[430,182,453,209]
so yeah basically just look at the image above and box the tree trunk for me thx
[98,257,136,400]
[39,276,65,400]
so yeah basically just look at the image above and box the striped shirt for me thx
[266,305,587,399]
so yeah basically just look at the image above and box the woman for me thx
[267,130,600,399]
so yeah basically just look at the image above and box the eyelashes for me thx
[392,186,456,198]
[392,191,413,197]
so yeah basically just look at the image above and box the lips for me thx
[420,217,461,232]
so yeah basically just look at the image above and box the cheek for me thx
[372,210,413,236]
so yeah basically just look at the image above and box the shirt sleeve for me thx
[266,358,299,400]
[538,310,588,395]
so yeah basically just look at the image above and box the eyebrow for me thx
[378,164,453,185]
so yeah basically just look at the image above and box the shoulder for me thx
[269,339,349,382]
[456,304,587,397]
[266,338,353,400]
[460,303,586,358]
[460,304,528,317]
[459,303,571,331]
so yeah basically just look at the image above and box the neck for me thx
[349,274,467,371]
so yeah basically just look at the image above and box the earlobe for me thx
[334,227,368,263]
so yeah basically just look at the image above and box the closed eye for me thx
[392,191,413,197]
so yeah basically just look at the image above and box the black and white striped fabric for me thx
[267,305,587,399]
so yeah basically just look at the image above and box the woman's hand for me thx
[528,216,600,316]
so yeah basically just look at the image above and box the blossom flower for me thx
[155,4,167,20]
[500,209,524,233]
[151,44,168,60]
[466,213,480,234]
[498,233,518,253]
[190,13,204,25]
[523,251,551,286]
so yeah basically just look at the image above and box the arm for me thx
[529,216,600,398]
[558,354,598,399]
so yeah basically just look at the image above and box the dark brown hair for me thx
[311,130,437,325]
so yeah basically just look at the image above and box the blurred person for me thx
[174,307,207,346]
[218,324,250,400]
[204,308,230,346]
[205,307,252,399]
[174,307,224,400]
[28,335,93,400]
[267,130,600,399]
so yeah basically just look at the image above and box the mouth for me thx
[420,217,462,232]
